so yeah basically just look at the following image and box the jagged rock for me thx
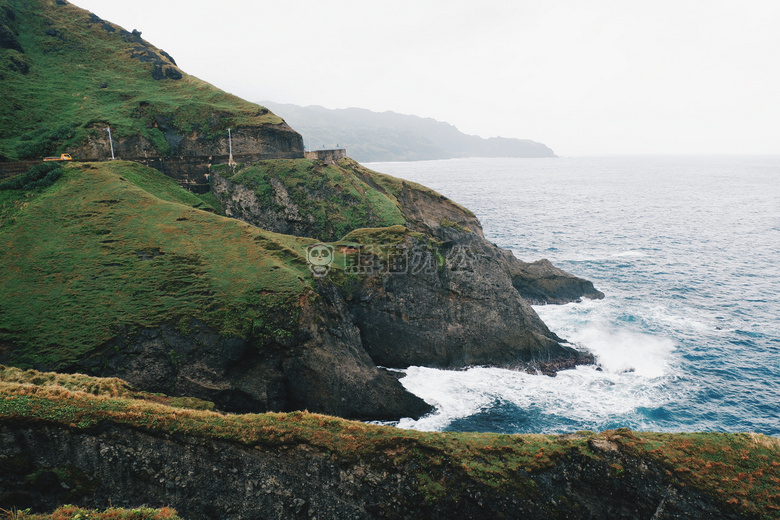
[164,66,182,80]
[160,50,177,66]
[506,257,605,304]
[87,13,115,33]
[150,64,165,80]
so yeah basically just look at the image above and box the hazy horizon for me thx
[72,0,780,157]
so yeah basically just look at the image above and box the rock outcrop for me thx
[76,293,430,421]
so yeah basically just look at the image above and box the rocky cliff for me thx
[0,161,430,421]
[0,155,600,421]
[212,157,602,373]
[2,423,745,520]
[0,371,770,519]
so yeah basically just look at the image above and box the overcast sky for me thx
[72,0,779,156]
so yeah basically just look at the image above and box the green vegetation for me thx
[217,158,405,241]
[0,0,283,161]
[0,505,182,520]
[1,368,779,517]
[339,157,476,218]
[0,162,62,191]
[0,161,314,368]
[627,431,780,515]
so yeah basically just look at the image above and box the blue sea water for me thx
[366,156,780,435]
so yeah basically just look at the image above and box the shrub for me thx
[0,161,62,191]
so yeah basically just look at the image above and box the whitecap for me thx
[611,250,648,258]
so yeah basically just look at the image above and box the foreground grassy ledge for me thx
[1,505,182,520]
[1,367,779,518]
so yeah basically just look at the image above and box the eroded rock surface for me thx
[0,424,748,520]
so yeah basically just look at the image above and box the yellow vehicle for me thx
[43,153,73,161]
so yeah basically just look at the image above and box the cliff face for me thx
[81,295,430,421]
[0,370,773,519]
[72,123,304,162]
[0,161,430,421]
[0,421,756,520]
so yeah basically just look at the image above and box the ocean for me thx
[366,156,780,436]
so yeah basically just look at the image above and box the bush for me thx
[0,162,63,191]
[14,139,52,159]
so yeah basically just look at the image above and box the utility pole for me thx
[228,128,236,166]
[106,126,116,160]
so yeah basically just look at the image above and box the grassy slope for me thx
[1,366,779,518]
[0,161,314,368]
[0,0,282,160]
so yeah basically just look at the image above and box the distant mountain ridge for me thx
[260,101,556,162]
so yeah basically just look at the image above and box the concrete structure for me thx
[304,148,346,165]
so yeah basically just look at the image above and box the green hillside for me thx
[0,0,283,161]
[0,161,315,368]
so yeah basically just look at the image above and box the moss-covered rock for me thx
[211,159,405,242]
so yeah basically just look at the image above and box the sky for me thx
[71,0,780,156]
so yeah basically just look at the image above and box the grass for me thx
[1,369,779,516]
[0,0,284,161]
[624,430,780,516]
[0,161,315,368]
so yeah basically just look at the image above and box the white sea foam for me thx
[568,326,675,378]
[611,250,648,258]
[397,300,685,433]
